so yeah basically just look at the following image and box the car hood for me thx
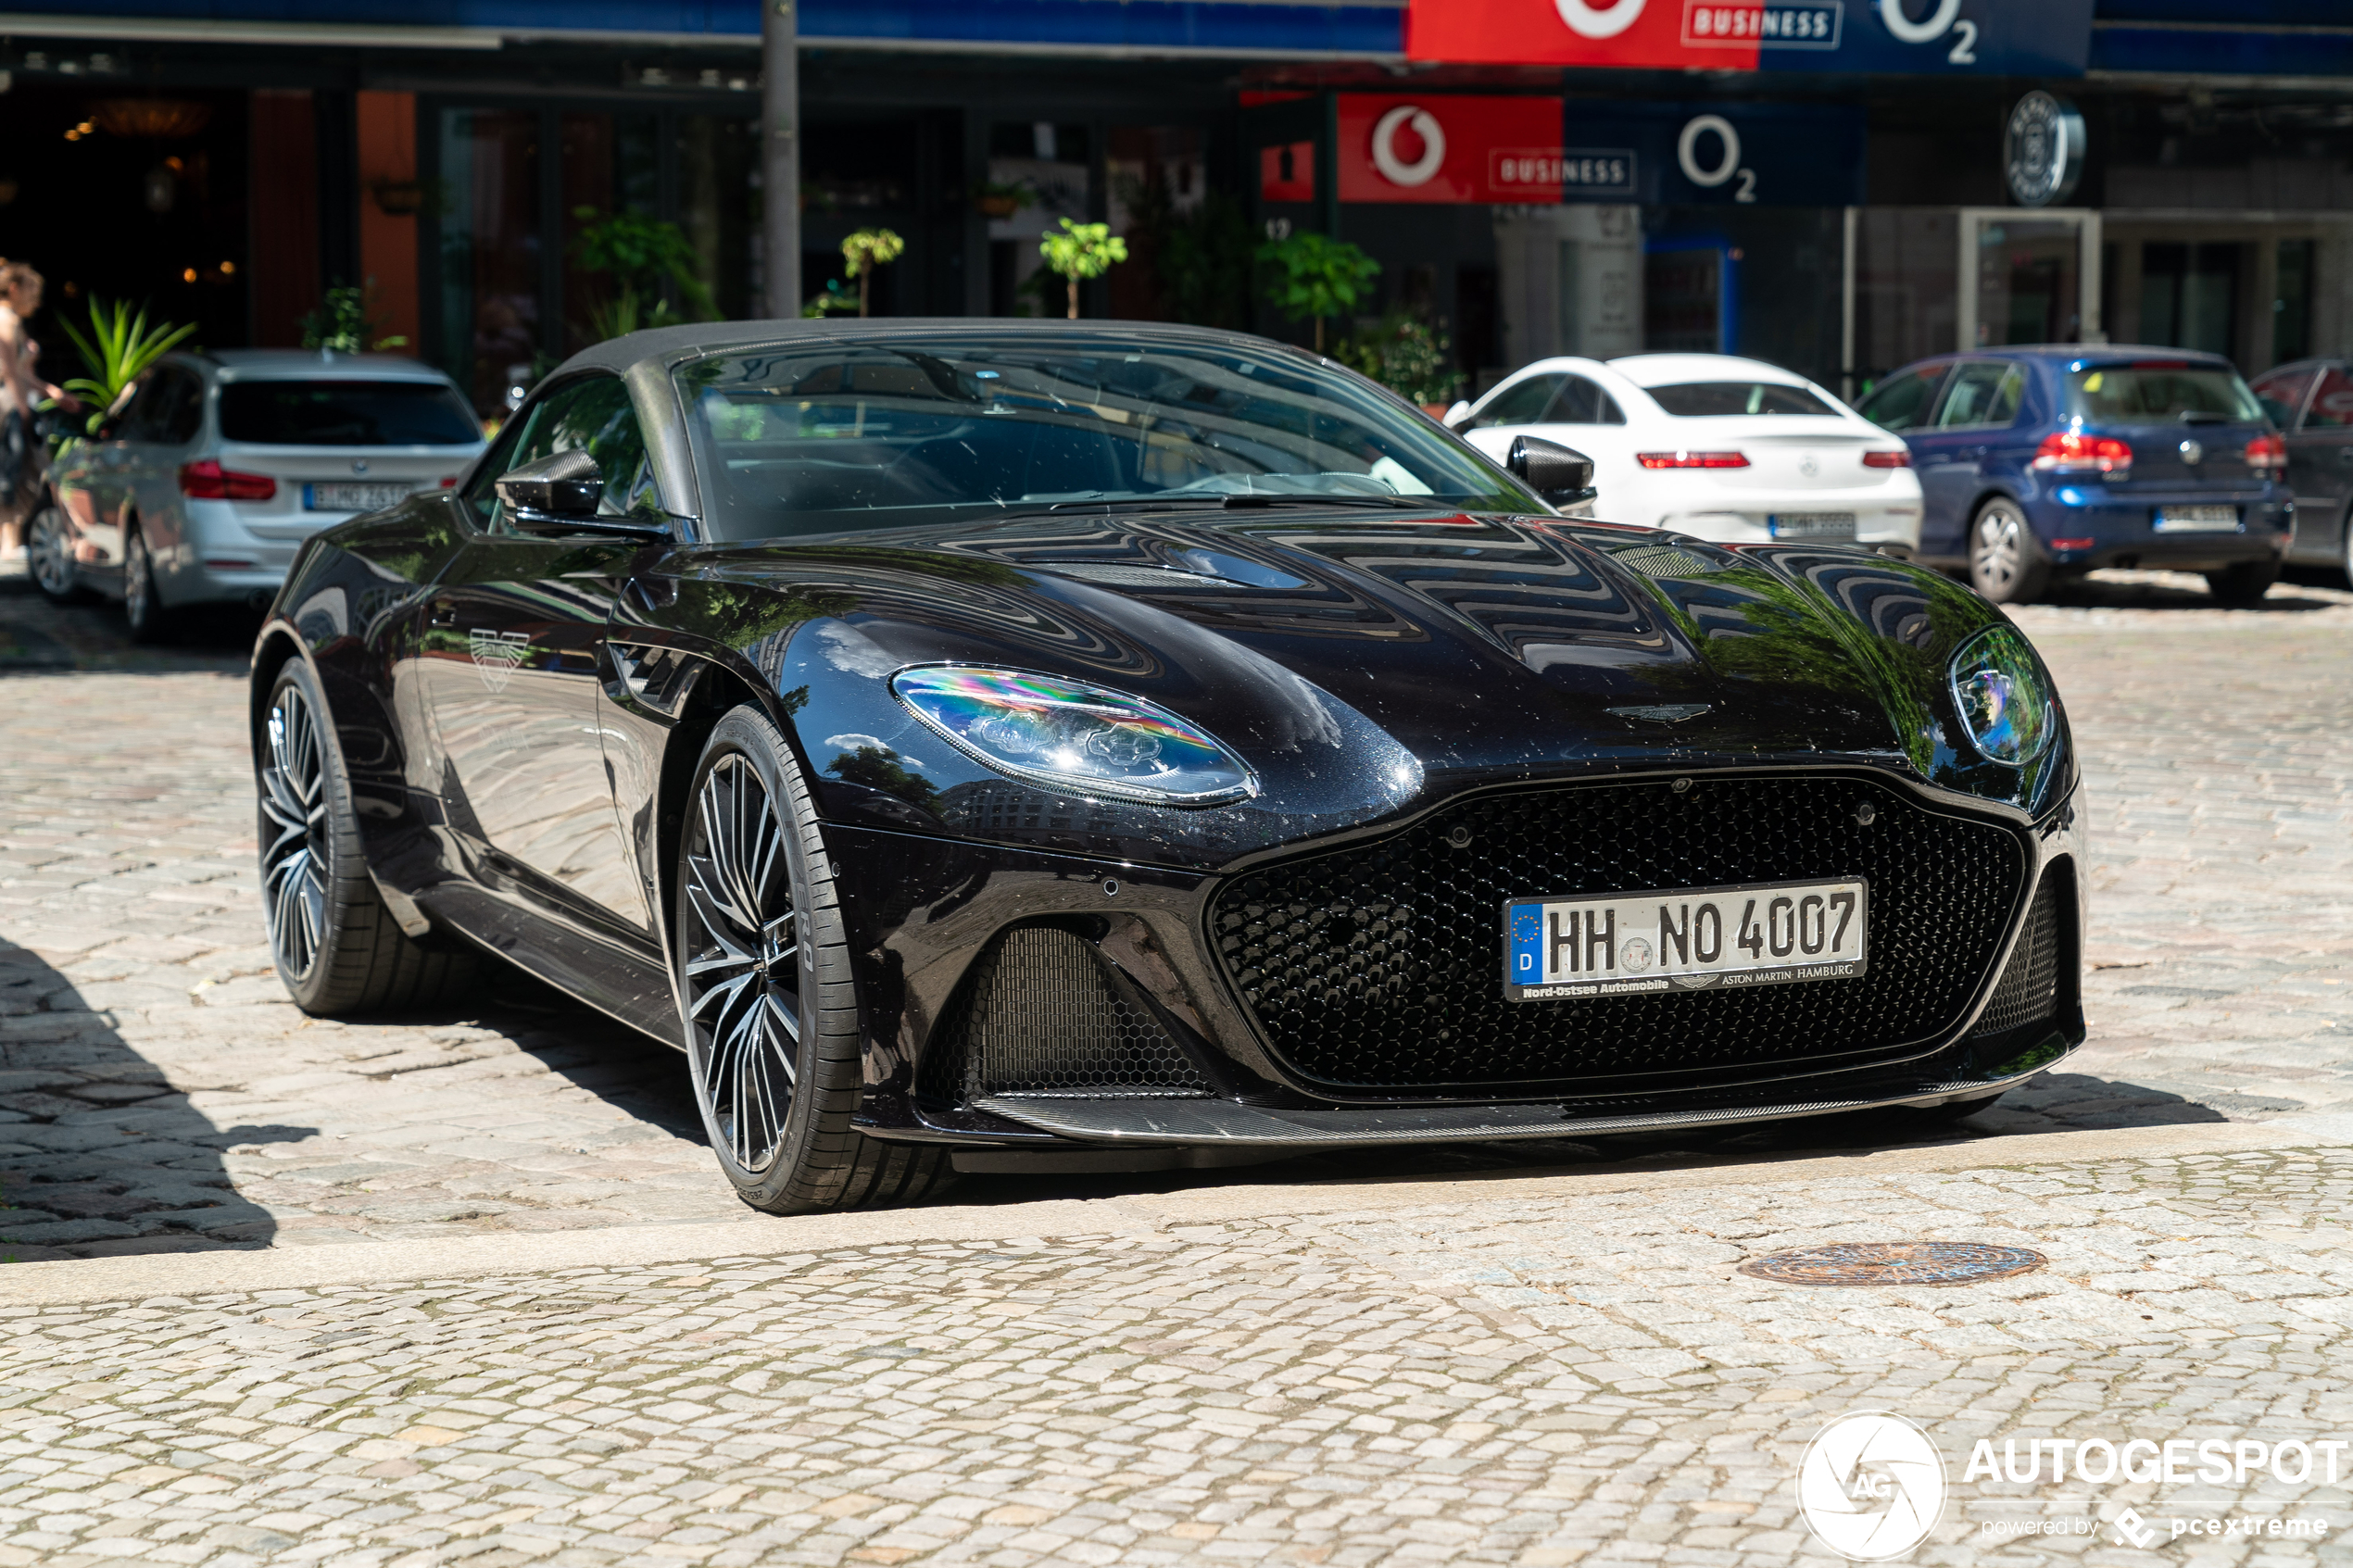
[657,508,2062,862]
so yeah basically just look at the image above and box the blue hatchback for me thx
[1855,346,2293,604]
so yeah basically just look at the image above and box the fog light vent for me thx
[925,925,1211,1102]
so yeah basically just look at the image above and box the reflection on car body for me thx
[248,320,2086,1213]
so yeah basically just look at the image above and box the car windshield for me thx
[1646,381,1837,418]
[678,334,1544,541]
[220,381,483,446]
[2067,365,2263,424]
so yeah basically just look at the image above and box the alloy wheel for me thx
[680,751,801,1175]
[258,681,330,984]
[27,506,72,598]
[1973,508,2026,596]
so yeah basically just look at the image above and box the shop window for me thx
[560,112,660,357]
[1977,220,2081,348]
[679,116,758,322]
[436,107,542,419]
[1107,125,1206,321]
[2274,238,2314,367]
[2138,242,2240,360]
[985,121,1091,317]
[1645,247,1724,355]
[1854,210,1956,382]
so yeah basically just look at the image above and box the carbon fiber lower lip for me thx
[972,1049,2074,1147]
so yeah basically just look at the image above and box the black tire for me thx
[674,706,952,1215]
[1967,498,2050,604]
[258,659,477,1015]
[2204,559,2281,607]
[121,523,175,644]
[26,498,91,605]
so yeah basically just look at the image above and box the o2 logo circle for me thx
[1880,0,1978,63]
[1678,115,1755,202]
[1554,0,1647,38]
[1370,105,1446,188]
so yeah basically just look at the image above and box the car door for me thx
[2284,361,2353,563]
[1910,361,2020,559]
[1854,365,1948,548]
[414,372,669,975]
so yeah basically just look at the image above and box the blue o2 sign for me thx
[1560,102,1865,207]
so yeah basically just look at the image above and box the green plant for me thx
[299,281,408,355]
[1257,231,1380,353]
[1038,218,1129,320]
[841,228,905,318]
[570,207,716,342]
[802,279,858,320]
[1116,176,1253,329]
[57,297,196,435]
[1337,307,1465,405]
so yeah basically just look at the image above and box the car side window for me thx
[1546,375,1626,425]
[2251,366,2318,430]
[2301,365,2353,430]
[1466,373,1567,430]
[464,374,663,533]
[1933,362,2024,429]
[154,368,205,445]
[114,371,174,443]
[1856,366,1944,433]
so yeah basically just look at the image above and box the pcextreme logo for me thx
[1795,1411,1946,1561]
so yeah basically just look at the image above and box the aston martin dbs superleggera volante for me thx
[251,320,2084,1214]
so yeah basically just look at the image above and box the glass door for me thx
[1957,208,2103,351]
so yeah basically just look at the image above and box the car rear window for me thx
[2066,365,2262,425]
[220,381,482,445]
[1646,381,1836,418]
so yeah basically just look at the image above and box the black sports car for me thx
[252,320,2083,1214]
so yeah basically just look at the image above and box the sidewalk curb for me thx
[14,1113,2351,1307]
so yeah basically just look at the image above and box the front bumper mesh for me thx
[1209,774,2025,1094]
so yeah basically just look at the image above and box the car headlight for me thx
[1947,626,2055,766]
[890,666,1259,807]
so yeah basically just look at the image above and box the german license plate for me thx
[2154,504,2239,533]
[306,482,412,512]
[1504,877,1868,1001]
[1768,512,1856,540]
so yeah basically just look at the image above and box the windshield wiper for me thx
[1218,494,1431,509]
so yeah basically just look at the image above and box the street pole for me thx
[761,0,800,320]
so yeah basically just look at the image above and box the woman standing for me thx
[0,261,69,558]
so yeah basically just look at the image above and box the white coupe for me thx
[1446,353,1923,554]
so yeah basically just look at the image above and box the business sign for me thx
[1336,94,1569,204]
[1406,0,2093,76]
[1562,101,1866,206]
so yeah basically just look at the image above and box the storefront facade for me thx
[0,0,2347,412]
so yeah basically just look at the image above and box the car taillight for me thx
[2245,433,2287,473]
[1635,451,1749,470]
[2031,432,2133,477]
[179,459,277,502]
[1861,449,1910,469]
[440,476,459,488]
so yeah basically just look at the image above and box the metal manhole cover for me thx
[1737,1241,2045,1287]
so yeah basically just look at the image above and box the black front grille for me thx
[1209,775,2022,1093]
[1971,871,2067,1037]
[922,925,1212,1100]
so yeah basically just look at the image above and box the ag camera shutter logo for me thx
[1796,1411,1947,1560]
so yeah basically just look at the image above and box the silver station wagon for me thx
[28,351,485,639]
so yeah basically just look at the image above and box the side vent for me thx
[1970,870,2070,1037]
[921,926,1212,1101]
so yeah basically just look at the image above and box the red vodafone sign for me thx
[1407,0,1763,69]
[1337,94,1566,204]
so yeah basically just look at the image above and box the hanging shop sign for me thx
[1554,102,1866,207]
[2003,90,2085,207]
[1405,0,2093,77]
[1336,94,1571,204]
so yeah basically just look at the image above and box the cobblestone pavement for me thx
[0,565,2349,1261]
[5,1137,2353,1566]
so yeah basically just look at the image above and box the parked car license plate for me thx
[1504,877,1868,1001]
[306,482,413,512]
[1768,512,1856,540]
[2154,504,2240,533]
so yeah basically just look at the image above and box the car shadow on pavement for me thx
[2040,567,2353,613]
[0,939,314,1261]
